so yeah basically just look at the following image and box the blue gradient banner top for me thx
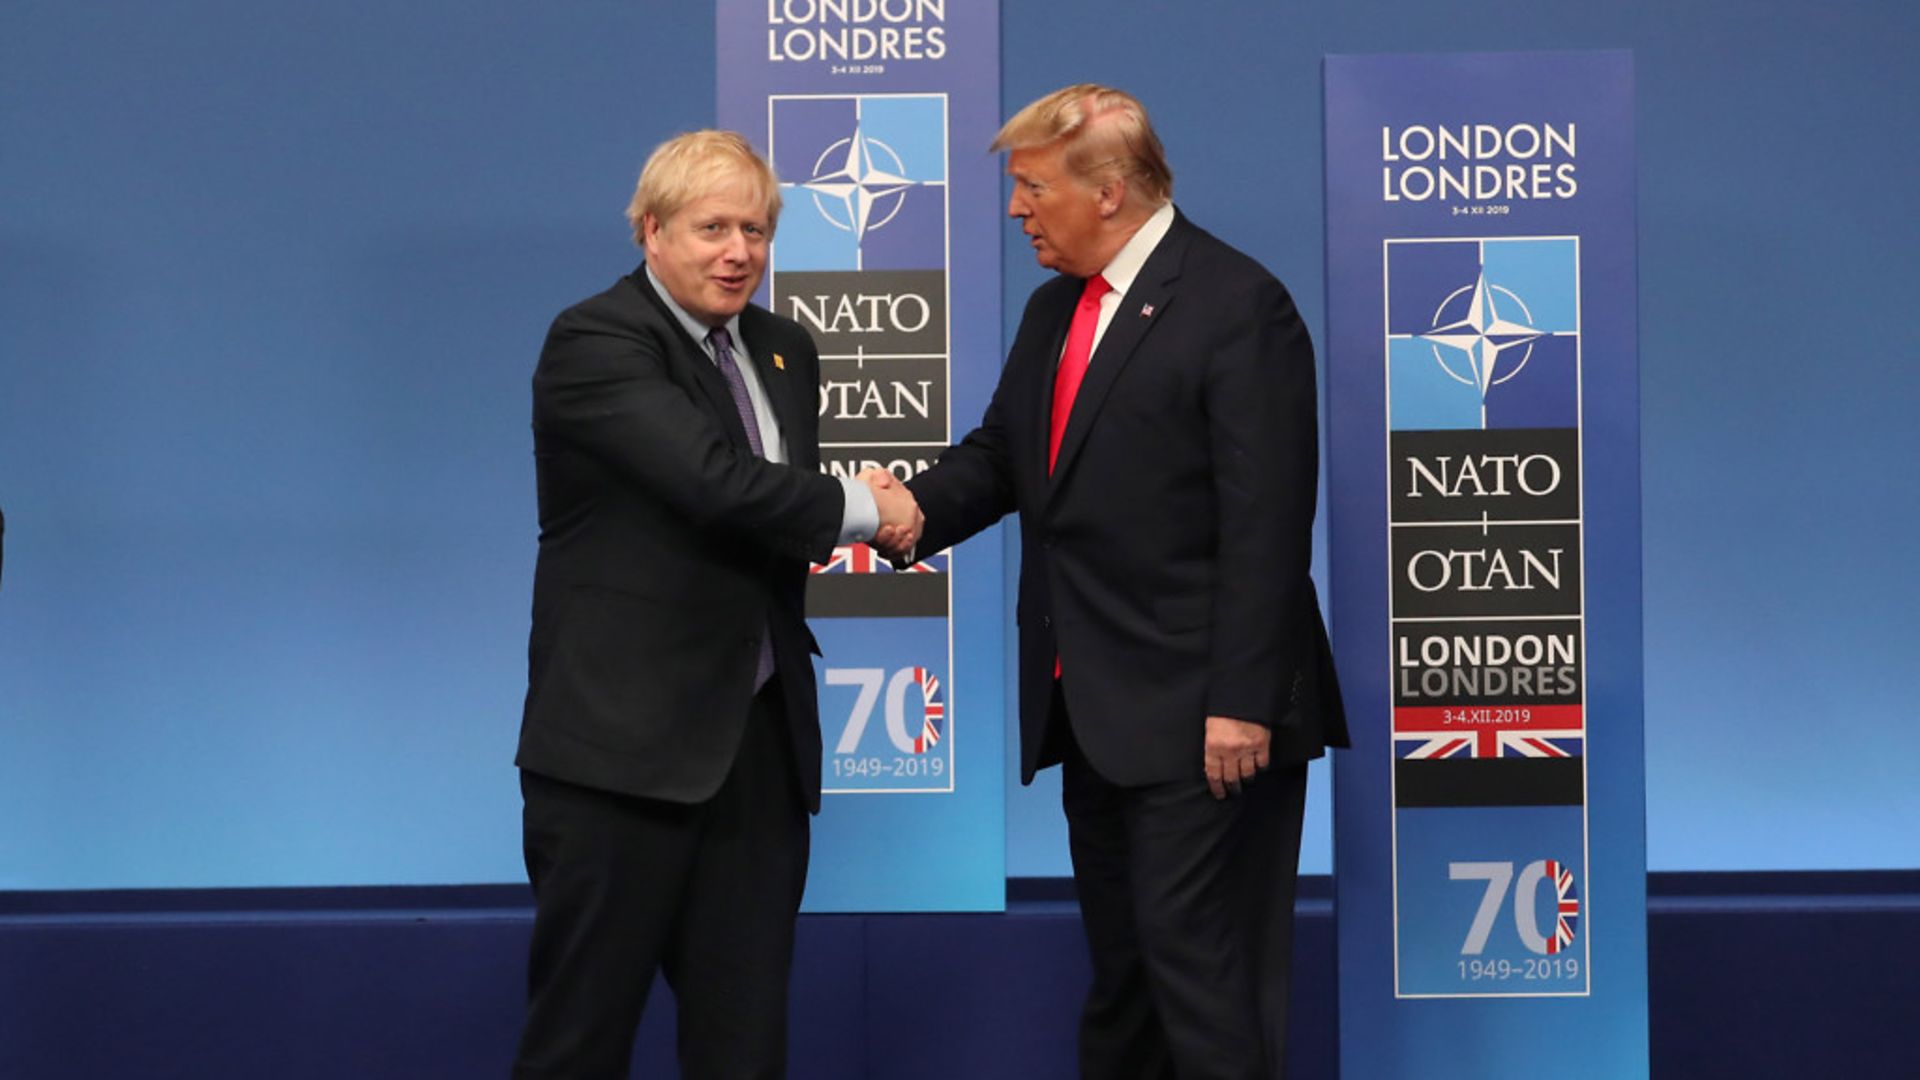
[717,0,1004,912]
[1326,52,1646,1076]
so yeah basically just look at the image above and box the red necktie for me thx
[1048,274,1112,473]
[1048,275,1109,681]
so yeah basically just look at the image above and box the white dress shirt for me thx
[1079,201,1177,360]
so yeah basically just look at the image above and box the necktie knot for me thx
[1080,274,1112,309]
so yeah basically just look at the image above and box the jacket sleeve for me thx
[1201,275,1320,724]
[908,354,1022,557]
[532,303,844,565]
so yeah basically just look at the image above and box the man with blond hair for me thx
[513,129,918,1079]
[892,86,1347,1078]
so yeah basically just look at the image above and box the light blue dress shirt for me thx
[646,265,879,544]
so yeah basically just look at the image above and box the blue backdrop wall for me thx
[2,1,1914,889]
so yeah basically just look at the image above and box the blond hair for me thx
[625,130,782,245]
[991,84,1173,206]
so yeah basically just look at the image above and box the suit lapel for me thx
[1047,219,1191,497]
[1026,287,1079,489]
[738,307,803,465]
[632,267,757,452]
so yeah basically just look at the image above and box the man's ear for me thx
[1095,178,1127,219]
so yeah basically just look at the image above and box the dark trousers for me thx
[513,686,810,1080]
[1053,698,1310,1080]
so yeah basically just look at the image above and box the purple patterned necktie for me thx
[709,326,765,457]
[709,326,777,691]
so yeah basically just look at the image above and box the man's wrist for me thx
[836,476,880,544]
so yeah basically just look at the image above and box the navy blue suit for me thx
[514,266,841,1079]
[909,211,1346,1078]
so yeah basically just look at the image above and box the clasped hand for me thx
[858,468,923,559]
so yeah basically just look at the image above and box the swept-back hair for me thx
[991,84,1172,205]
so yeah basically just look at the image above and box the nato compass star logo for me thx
[769,94,946,272]
[1416,271,1545,403]
[1385,237,1580,431]
[798,127,919,244]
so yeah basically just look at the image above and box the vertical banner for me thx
[1326,53,1647,1075]
[718,1,1004,911]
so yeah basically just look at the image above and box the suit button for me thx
[1041,615,1052,629]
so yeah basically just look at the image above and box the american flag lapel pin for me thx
[773,352,785,371]
[1140,303,1154,318]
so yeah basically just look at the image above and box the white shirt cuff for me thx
[836,476,879,544]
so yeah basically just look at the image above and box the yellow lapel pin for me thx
[773,353,785,371]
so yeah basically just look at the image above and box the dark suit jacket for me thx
[910,211,1347,787]
[517,265,843,811]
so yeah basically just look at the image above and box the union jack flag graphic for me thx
[910,666,945,754]
[1394,728,1584,759]
[1546,859,1580,954]
[1391,705,1583,760]
[810,544,948,575]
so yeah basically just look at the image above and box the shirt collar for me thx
[645,263,744,357]
[1095,202,1176,298]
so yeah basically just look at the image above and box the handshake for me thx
[857,468,923,561]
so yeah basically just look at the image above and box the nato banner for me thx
[717,0,1004,911]
[1326,52,1648,1076]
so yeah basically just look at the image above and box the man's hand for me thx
[859,468,923,558]
[1203,715,1271,800]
